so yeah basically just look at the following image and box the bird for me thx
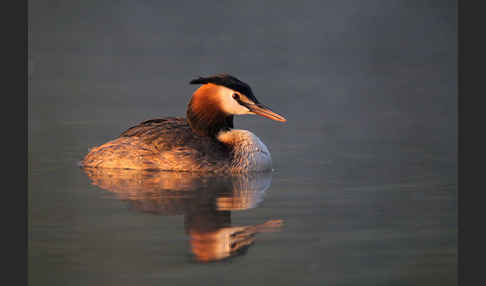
[80,73,286,173]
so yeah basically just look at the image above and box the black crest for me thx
[190,73,260,104]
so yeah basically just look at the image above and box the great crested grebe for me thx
[80,74,286,173]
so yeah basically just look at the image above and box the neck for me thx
[186,84,234,137]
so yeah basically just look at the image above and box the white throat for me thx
[216,86,252,115]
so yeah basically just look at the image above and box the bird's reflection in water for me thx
[83,168,283,262]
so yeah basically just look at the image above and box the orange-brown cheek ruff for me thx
[186,84,235,137]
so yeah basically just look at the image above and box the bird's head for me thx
[187,74,286,137]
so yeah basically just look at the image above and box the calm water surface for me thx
[28,95,456,285]
[29,1,456,285]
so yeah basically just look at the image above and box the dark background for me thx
[28,1,457,285]
[29,0,457,175]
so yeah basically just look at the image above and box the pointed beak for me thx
[245,103,287,122]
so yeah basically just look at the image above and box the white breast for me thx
[217,129,273,172]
